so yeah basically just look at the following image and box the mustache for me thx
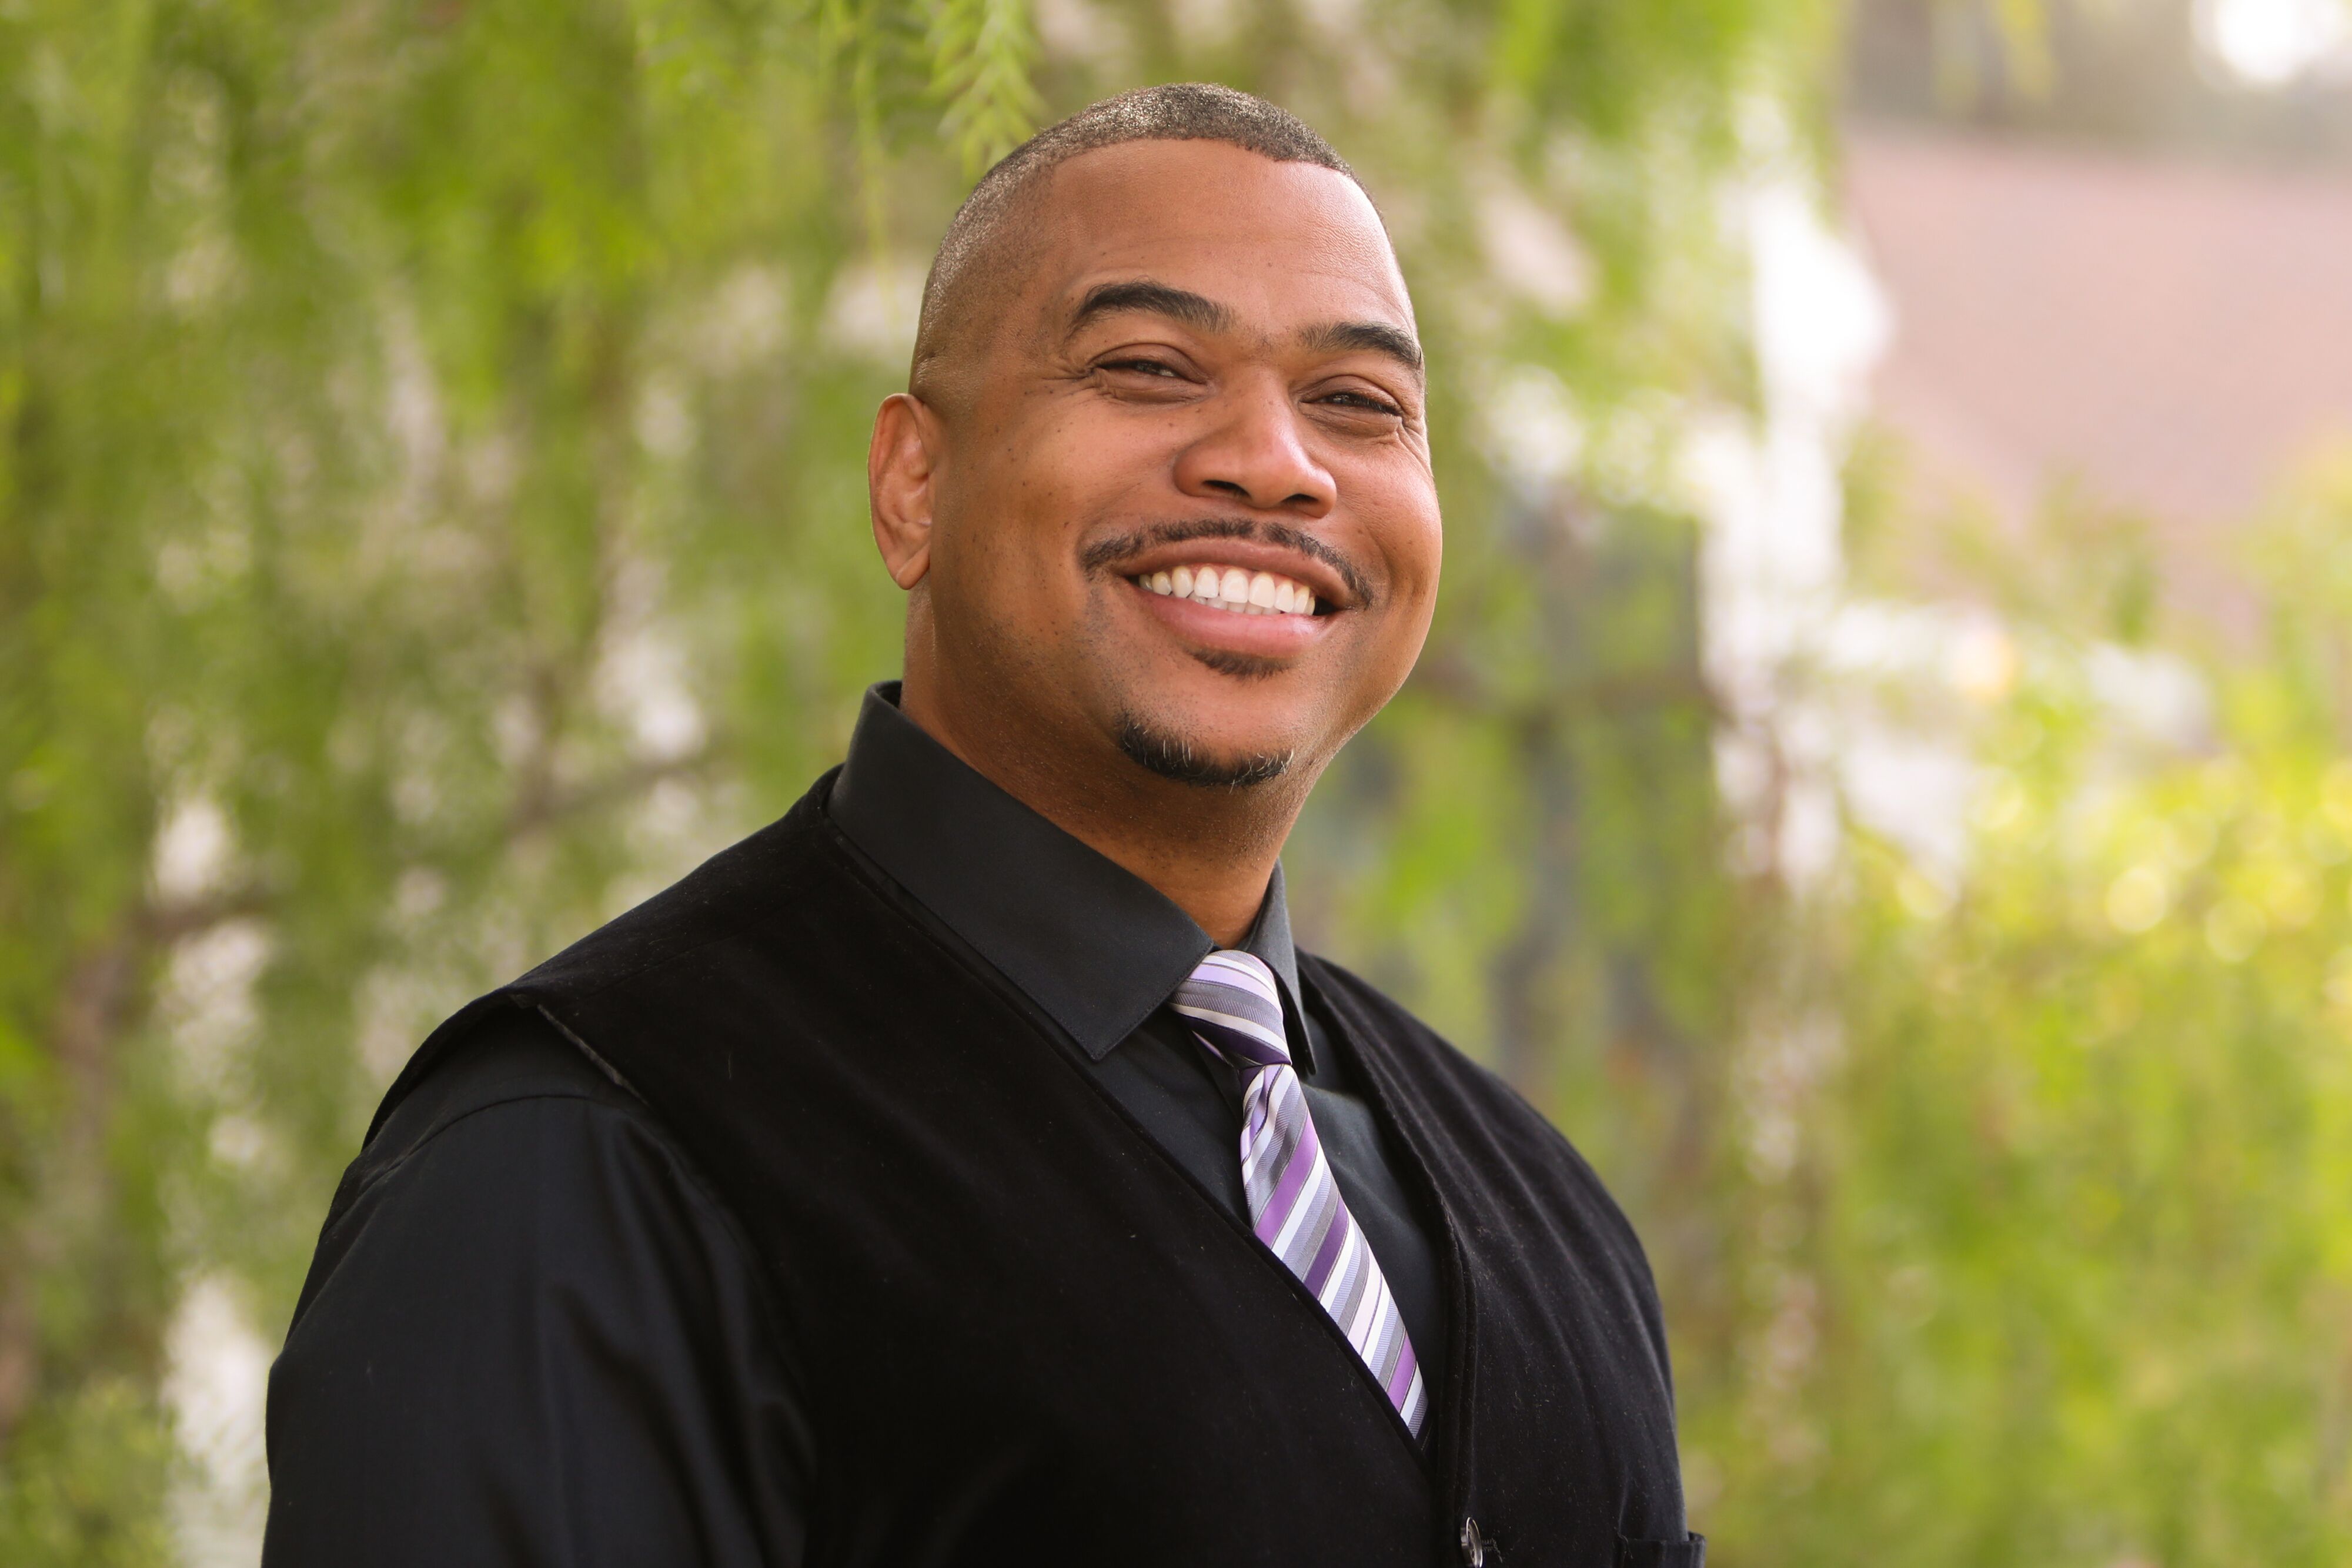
[1078,517,1375,609]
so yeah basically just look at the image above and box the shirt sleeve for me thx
[262,1012,810,1568]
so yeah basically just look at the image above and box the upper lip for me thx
[1101,535,1361,611]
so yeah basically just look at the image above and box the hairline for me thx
[910,86,1382,404]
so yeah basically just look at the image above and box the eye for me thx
[1098,357,1184,379]
[1315,388,1404,417]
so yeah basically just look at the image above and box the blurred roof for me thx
[1846,127,2352,533]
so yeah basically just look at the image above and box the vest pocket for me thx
[1615,1532,1706,1568]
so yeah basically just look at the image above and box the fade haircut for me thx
[910,83,1365,404]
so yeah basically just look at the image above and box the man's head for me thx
[869,84,1441,813]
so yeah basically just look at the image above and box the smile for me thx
[1130,564,1321,618]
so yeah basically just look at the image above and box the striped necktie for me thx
[1172,950,1428,1437]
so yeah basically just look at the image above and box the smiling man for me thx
[263,85,1698,1568]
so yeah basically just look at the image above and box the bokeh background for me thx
[8,0,2352,1562]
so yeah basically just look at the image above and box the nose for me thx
[1171,375,1335,516]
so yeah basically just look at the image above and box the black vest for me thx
[379,779,1695,1567]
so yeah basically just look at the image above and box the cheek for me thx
[1352,470,1445,611]
[1397,507,1444,607]
[936,401,1171,614]
[1012,393,1187,521]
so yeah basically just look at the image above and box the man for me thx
[264,84,1699,1567]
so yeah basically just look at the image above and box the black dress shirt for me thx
[264,683,1446,1565]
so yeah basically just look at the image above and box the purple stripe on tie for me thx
[1265,1152,1331,1262]
[1177,947,1426,1438]
[1341,1261,1382,1355]
[1184,1016,1285,1069]
[1324,1225,1370,1325]
[1242,1082,1303,1205]
[1369,1281,1406,1379]
[1397,1371,1426,1438]
[1302,1198,1350,1295]
[1284,1178,1340,1281]
[1199,952,1279,1004]
[1183,1005,1282,1047]
[1385,1333,1421,1406]
[1354,1262,1389,1348]
[1254,1099,1321,1242]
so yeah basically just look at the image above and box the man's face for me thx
[906,139,1440,790]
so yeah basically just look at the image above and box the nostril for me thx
[1204,479,1250,499]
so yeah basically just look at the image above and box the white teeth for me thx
[1135,563,1322,616]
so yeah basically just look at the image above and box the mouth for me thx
[1081,521,1365,668]
[1127,563,1328,620]
[1118,558,1338,669]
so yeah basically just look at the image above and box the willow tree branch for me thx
[504,741,727,842]
[0,932,140,1452]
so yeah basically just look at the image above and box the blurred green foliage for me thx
[1700,452,2352,1563]
[5,0,2349,1563]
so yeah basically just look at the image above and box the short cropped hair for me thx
[910,84,1363,400]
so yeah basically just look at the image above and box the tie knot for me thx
[1171,950,1290,1069]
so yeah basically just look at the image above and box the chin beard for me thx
[1115,713,1294,789]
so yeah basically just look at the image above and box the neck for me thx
[897,677,1311,949]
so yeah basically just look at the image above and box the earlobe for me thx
[868,393,938,590]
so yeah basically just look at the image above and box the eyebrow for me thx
[1068,280,1234,336]
[1067,278,1425,379]
[1301,319,1423,376]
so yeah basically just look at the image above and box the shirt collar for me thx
[826,683,1304,1063]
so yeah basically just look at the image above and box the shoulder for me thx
[359,1001,642,1176]
[295,1005,777,1343]
[360,778,870,1147]
[269,1007,812,1564]
[509,775,849,1010]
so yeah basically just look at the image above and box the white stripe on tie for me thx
[1171,948,1426,1439]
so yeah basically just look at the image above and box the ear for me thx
[868,393,940,591]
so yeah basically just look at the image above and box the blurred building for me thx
[1701,1,2352,881]
[1831,0,2352,630]
[1845,126,2352,621]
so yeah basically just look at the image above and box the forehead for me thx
[1023,140,1412,336]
